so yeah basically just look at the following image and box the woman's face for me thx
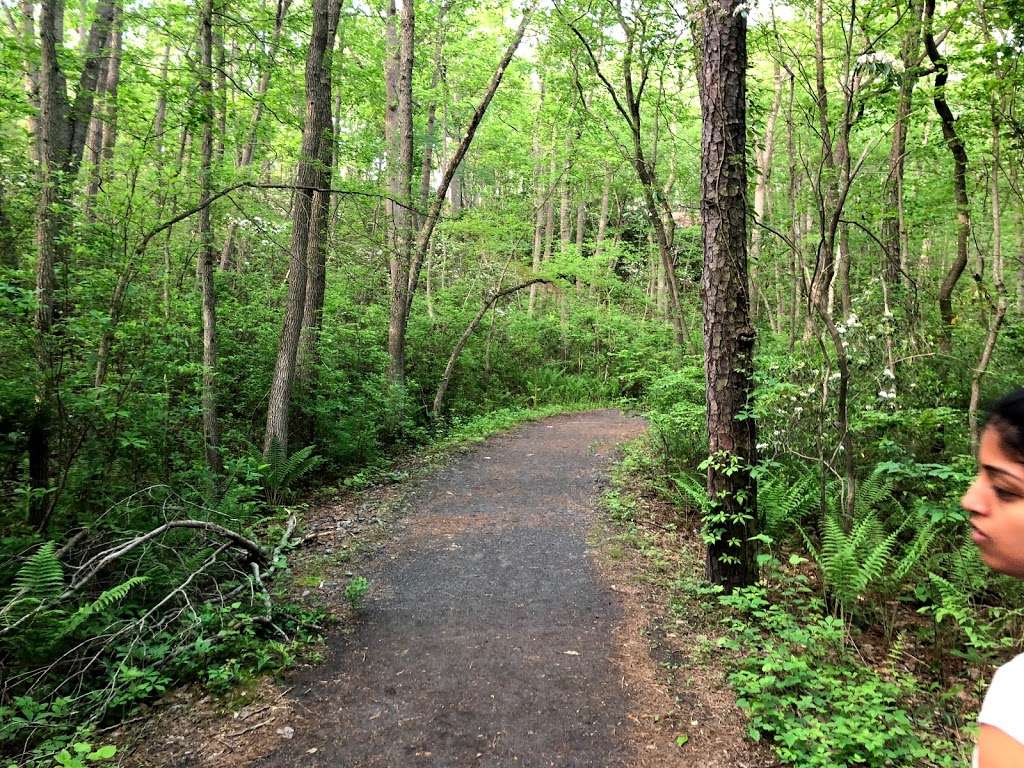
[962,425,1024,578]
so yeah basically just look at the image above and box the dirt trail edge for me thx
[256,409,655,768]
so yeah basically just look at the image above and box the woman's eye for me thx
[995,487,1021,501]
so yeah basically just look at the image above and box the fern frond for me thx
[760,471,816,539]
[60,576,148,637]
[854,465,896,520]
[671,473,711,513]
[890,523,938,584]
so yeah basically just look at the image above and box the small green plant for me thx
[344,576,369,609]
[53,743,117,767]
[260,440,323,506]
[720,587,958,768]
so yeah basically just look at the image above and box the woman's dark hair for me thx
[987,389,1024,462]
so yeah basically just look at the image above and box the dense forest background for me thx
[1,0,1023,763]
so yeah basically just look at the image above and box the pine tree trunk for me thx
[699,0,757,590]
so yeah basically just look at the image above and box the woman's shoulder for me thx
[979,652,1024,743]
[990,653,1024,686]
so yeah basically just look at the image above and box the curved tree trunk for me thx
[432,279,551,417]
[924,0,970,353]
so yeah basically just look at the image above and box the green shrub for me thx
[720,586,958,768]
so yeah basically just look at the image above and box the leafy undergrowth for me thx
[604,439,978,768]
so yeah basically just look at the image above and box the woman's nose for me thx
[962,476,988,515]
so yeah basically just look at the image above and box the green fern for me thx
[853,464,897,521]
[804,463,937,624]
[1,542,65,625]
[262,440,323,505]
[928,571,993,650]
[759,470,816,540]
[812,507,898,620]
[669,472,712,514]
[60,576,149,637]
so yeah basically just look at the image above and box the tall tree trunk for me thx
[786,70,800,347]
[213,5,227,163]
[881,0,922,290]
[84,4,121,216]
[388,7,532,385]
[299,0,341,369]
[750,62,782,264]
[152,43,170,155]
[528,116,547,315]
[29,0,115,529]
[417,0,447,226]
[220,0,292,269]
[924,0,970,353]
[969,107,1007,448]
[198,0,223,475]
[264,0,339,453]
[21,0,41,163]
[593,168,611,279]
[1014,163,1024,314]
[808,0,838,315]
[384,0,415,388]
[699,0,757,589]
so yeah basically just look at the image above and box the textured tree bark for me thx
[807,0,837,315]
[417,0,447,229]
[1014,164,1024,314]
[299,0,341,370]
[213,3,227,163]
[558,136,572,252]
[152,43,170,155]
[538,152,556,309]
[219,0,292,269]
[699,0,757,589]
[21,0,41,163]
[528,112,547,315]
[786,71,800,348]
[924,0,970,353]
[264,0,339,454]
[198,0,224,475]
[968,94,1007,447]
[750,62,782,265]
[751,63,782,331]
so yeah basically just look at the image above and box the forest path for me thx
[256,409,654,768]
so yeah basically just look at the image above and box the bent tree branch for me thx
[432,278,553,417]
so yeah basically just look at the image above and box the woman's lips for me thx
[971,523,989,543]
